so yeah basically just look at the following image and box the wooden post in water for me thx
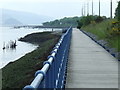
[52,28,53,32]
[3,42,5,50]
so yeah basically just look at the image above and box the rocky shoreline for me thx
[80,29,120,60]
[18,31,61,45]
[2,31,61,89]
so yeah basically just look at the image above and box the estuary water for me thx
[0,27,53,69]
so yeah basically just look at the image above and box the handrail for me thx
[23,26,72,89]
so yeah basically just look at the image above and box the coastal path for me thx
[23,27,119,89]
[65,28,118,88]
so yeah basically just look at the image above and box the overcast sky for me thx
[0,0,119,19]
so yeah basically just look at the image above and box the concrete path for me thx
[65,28,118,88]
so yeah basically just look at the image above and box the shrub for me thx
[111,21,120,35]
[115,1,120,21]
[77,20,83,29]
[95,16,104,23]
[77,15,106,28]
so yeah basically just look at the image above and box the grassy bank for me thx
[82,19,120,52]
[1,32,61,89]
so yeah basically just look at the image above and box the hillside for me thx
[78,1,120,59]
[81,19,120,59]
[0,9,54,26]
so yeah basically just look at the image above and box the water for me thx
[0,27,53,69]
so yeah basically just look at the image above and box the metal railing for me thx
[23,27,72,89]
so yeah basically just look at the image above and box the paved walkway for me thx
[65,28,118,88]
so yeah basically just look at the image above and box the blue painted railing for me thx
[24,27,72,89]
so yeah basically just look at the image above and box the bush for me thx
[115,1,120,21]
[77,15,106,28]
[77,20,83,29]
[95,16,104,23]
[111,21,120,35]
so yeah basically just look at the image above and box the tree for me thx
[77,20,83,29]
[115,1,120,21]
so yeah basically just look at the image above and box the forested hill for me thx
[42,16,81,27]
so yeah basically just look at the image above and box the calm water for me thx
[0,27,53,69]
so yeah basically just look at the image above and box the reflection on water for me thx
[0,27,53,69]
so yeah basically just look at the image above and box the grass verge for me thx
[82,19,120,52]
